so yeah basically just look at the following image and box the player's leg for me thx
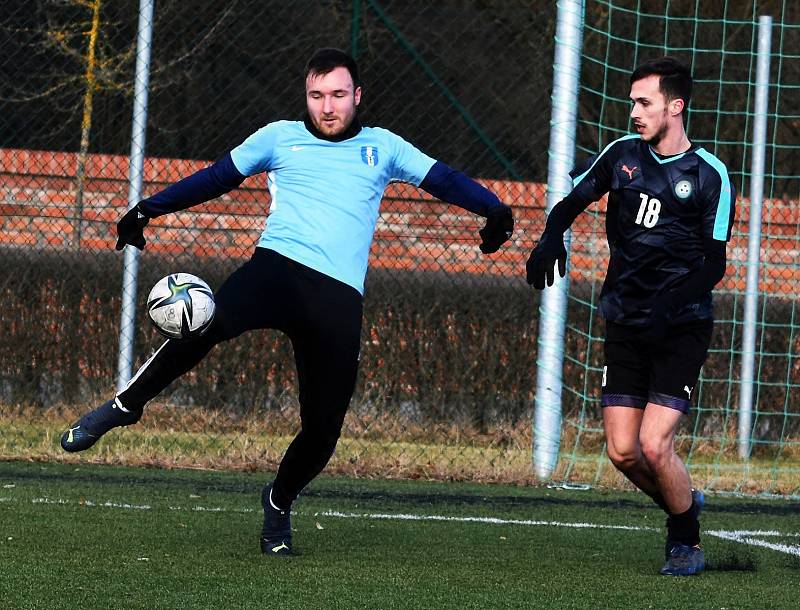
[61,248,289,452]
[260,266,363,556]
[603,407,664,504]
[601,321,670,512]
[641,318,713,575]
[641,402,704,575]
[639,405,690,514]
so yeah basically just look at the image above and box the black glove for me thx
[525,232,567,289]
[115,204,150,251]
[478,205,514,254]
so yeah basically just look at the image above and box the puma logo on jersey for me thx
[684,385,693,398]
[621,164,638,180]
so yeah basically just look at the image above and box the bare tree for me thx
[1,0,135,248]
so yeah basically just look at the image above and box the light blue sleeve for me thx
[229,122,282,176]
[388,131,436,186]
[696,148,736,241]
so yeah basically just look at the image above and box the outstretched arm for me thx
[116,153,247,251]
[524,187,598,289]
[419,161,514,254]
[526,150,613,289]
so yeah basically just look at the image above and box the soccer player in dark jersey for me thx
[60,48,514,556]
[526,57,735,576]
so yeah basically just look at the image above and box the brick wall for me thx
[1,148,798,294]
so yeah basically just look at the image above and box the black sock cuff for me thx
[667,506,701,546]
[270,483,293,511]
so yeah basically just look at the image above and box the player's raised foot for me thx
[60,399,142,453]
[260,484,292,556]
[660,543,705,576]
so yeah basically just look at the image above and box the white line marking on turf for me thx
[706,529,800,537]
[32,497,151,510]
[23,496,800,558]
[706,530,800,557]
[315,510,660,532]
[167,505,254,514]
[32,498,70,505]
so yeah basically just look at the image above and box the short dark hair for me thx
[630,56,692,111]
[305,48,360,87]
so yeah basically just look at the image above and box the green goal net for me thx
[553,0,800,495]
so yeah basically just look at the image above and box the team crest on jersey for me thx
[361,146,379,167]
[675,179,693,199]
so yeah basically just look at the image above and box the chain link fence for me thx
[1,1,798,490]
[1,0,553,481]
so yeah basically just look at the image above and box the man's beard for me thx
[645,114,669,146]
[315,113,353,136]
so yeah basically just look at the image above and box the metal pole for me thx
[351,0,361,59]
[117,0,155,391]
[533,0,585,479]
[738,15,772,459]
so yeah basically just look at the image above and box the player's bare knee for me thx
[606,446,641,473]
[640,437,673,470]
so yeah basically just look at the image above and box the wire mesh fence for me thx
[1,1,798,491]
[1,0,553,482]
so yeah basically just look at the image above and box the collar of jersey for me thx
[647,143,697,165]
[302,113,363,142]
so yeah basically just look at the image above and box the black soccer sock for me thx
[269,482,293,511]
[116,326,223,410]
[667,503,701,546]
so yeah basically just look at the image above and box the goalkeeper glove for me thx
[478,205,514,254]
[115,204,150,251]
[525,231,567,289]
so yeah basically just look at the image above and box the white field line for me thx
[32,497,151,510]
[316,509,659,532]
[319,510,800,557]
[8,496,800,557]
[706,530,800,557]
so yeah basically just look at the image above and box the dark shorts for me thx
[601,319,714,413]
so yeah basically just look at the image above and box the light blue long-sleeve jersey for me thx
[230,120,436,294]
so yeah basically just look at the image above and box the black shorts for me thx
[600,319,713,413]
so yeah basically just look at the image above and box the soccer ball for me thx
[146,273,215,339]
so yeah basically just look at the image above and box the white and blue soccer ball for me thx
[146,273,215,339]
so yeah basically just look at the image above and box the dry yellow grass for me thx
[3,402,799,494]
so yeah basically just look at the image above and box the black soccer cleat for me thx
[661,543,705,576]
[260,484,292,556]
[60,399,142,453]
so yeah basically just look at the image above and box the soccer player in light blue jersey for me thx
[61,48,514,556]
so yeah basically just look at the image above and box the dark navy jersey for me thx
[570,134,736,325]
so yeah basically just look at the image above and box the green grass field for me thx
[2,461,799,609]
